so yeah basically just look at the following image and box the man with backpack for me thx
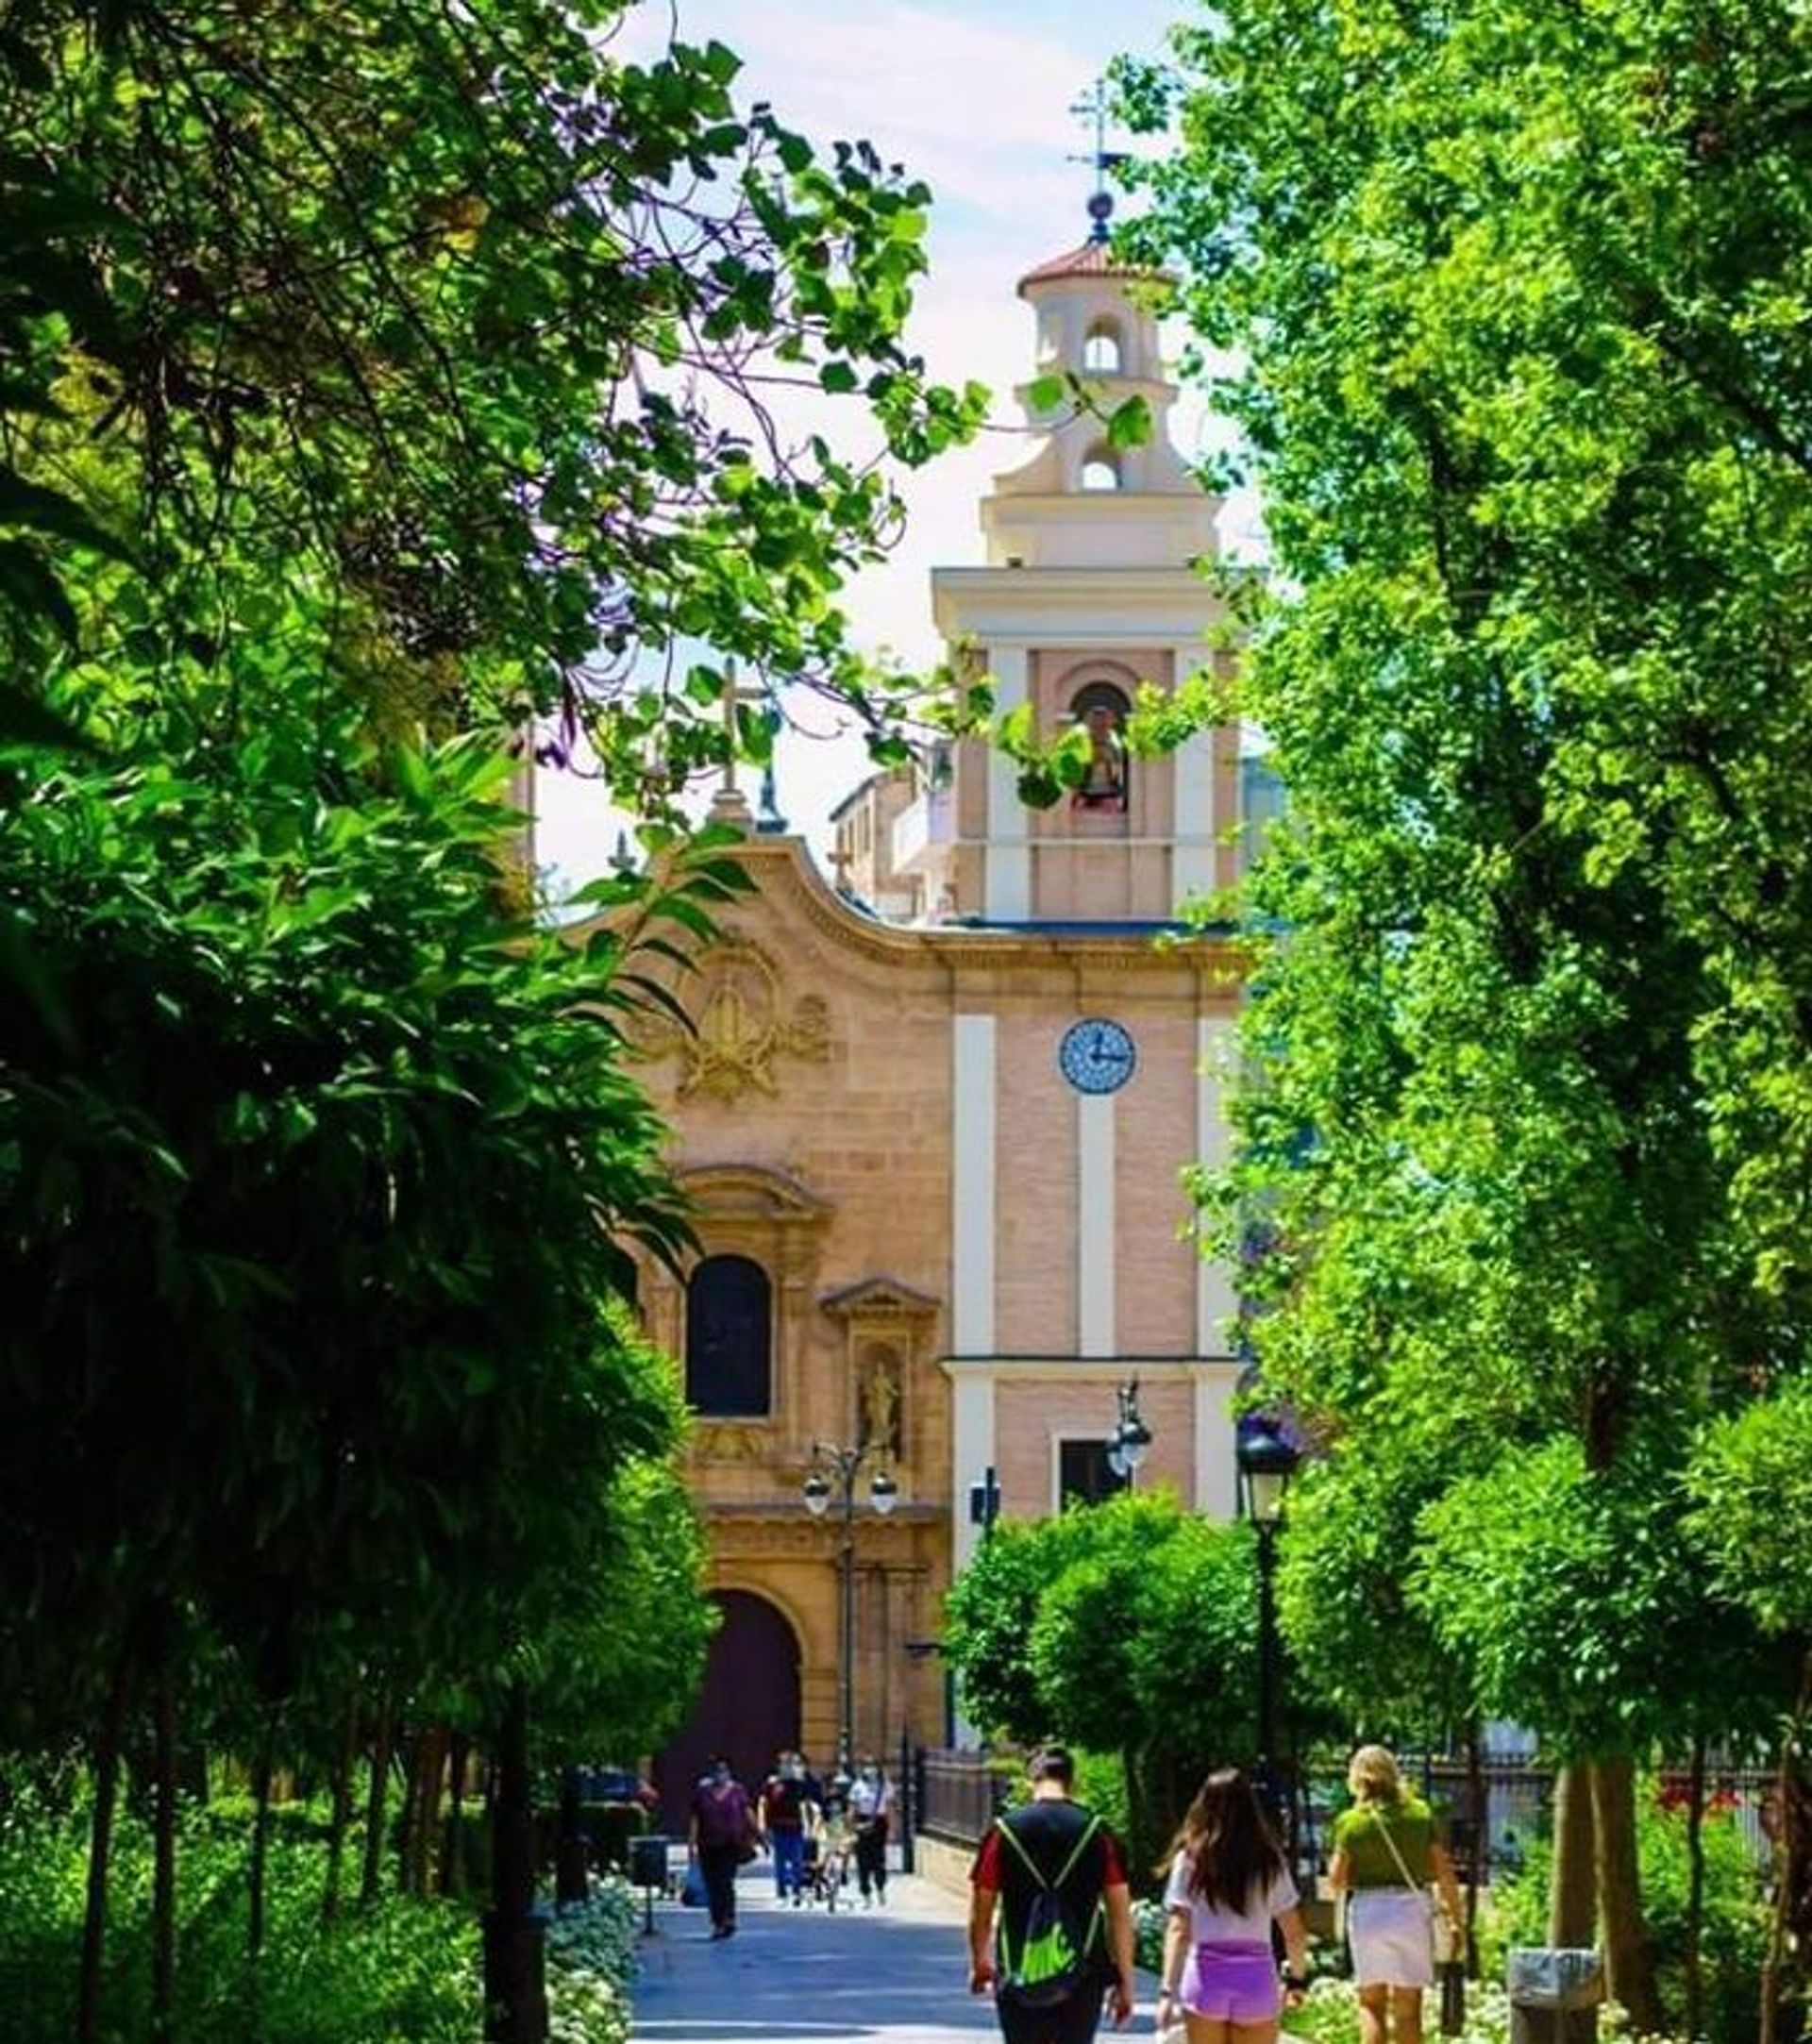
[967,1746,1137,2044]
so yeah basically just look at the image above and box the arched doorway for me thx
[652,1590,800,1829]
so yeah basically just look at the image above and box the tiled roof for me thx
[1015,240,1122,292]
[1015,240,1167,295]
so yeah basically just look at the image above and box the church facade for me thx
[607,230,1259,1812]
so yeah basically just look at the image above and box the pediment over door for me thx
[818,1275,941,1324]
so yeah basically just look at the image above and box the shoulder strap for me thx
[1373,1807,1424,1897]
[996,1810,1102,1891]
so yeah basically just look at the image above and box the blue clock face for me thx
[1058,1017,1136,1095]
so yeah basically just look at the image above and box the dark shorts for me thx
[996,1984,1106,2044]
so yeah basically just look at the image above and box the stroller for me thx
[805,1812,854,1911]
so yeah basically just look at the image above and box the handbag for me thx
[680,1859,707,1908]
[1373,1808,1460,1966]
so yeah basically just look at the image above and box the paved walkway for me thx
[629,1858,1010,2044]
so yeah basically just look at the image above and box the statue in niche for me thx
[1070,683,1129,812]
[861,1350,902,1460]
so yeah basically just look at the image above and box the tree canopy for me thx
[1124,0,1812,2018]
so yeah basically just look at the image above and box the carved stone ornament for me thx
[690,1422,772,1464]
[630,938,831,1101]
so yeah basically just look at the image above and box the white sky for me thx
[537,0,1216,890]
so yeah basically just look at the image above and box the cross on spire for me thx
[711,660,770,826]
[1067,78,1129,243]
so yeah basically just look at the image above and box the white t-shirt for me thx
[1162,1850,1299,1944]
[849,1775,891,1818]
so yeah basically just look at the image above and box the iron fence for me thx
[918,1747,1009,1845]
[1297,1751,1777,1882]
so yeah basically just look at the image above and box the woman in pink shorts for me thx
[1156,1769,1311,2042]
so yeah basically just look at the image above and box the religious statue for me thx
[862,1351,902,1459]
[1072,694,1128,811]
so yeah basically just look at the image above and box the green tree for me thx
[1,5,991,2032]
[945,1492,1318,1880]
[0,0,985,779]
[1126,0,1812,2021]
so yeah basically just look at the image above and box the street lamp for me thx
[1106,1378,1152,1483]
[1235,1413,1300,1843]
[968,1465,1001,1537]
[802,1439,898,1773]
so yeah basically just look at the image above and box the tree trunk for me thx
[405,1725,447,1898]
[1761,1646,1812,2044]
[1591,1753,1661,2034]
[1683,1734,1707,2044]
[555,1766,589,1907]
[152,1669,177,2044]
[322,1701,359,1924]
[483,1683,547,2043]
[394,1723,417,1898]
[441,1732,471,1900]
[1463,1724,1485,1973]
[76,1650,133,2044]
[1548,1761,1597,1946]
[360,1701,393,1908]
[247,1709,277,1966]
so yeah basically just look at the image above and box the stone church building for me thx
[601,228,1261,1815]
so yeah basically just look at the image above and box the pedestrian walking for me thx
[967,1744,1136,2044]
[849,1753,892,1905]
[1329,1745,1464,2044]
[758,1750,815,1905]
[1154,1768,1310,2042]
[689,1754,756,1940]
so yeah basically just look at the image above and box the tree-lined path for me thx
[631,1865,1012,2044]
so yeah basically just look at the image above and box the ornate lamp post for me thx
[802,1440,898,1773]
[1235,1414,1301,1844]
[1106,1378,1152,1484]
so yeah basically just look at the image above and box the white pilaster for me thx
[951,1371,997,1572]
[1171,644,1217,906]
[1197,1015,1239,1356]
[952,1014,997,1355]
[1078,1092,1116,1357]
[984,644,1032,919]
[1193,1361,1244,1520]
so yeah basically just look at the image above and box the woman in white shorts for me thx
[1328,1746,1464,2044]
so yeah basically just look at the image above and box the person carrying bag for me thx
[1328,1746,1467,2044]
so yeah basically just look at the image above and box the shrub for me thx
[546,1883,639,2044]
[0,1784,478,2044]
[1483,1775,1766,2043]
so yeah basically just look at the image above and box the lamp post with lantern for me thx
[1107,1378,1152,1486]
[802,1440,898,1775]
[1235,1413,1301,1850]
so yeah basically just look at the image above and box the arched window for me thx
[685,1254,772,1416]
[1069,679,1131,812]
[1082,321,1123,374]
[1079,444,1119,492]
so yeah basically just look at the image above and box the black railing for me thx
[918,1748,1009,1846]
[1298,1751,1778,1882]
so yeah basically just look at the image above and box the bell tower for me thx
[914,204,1235,927]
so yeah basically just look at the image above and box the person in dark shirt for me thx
[758,1750,816,1905]
[968,1745,1136,2044]
[689,1755,754,1939]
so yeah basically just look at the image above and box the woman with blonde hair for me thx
[1328,1746,1464,2044]
[1154,1768,1310,2043]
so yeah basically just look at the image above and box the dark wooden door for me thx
[652,1590,799,1831]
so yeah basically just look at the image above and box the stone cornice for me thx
[563,831,1247,985]
[819,1275,942,1323]
[674,1160,831,1227]
[937,1354,1244,1381]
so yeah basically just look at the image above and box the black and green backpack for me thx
[994,1812,1105,2008]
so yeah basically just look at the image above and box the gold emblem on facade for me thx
[631,939,831,1101]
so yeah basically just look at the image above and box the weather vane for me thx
[1068,78,1129,243]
